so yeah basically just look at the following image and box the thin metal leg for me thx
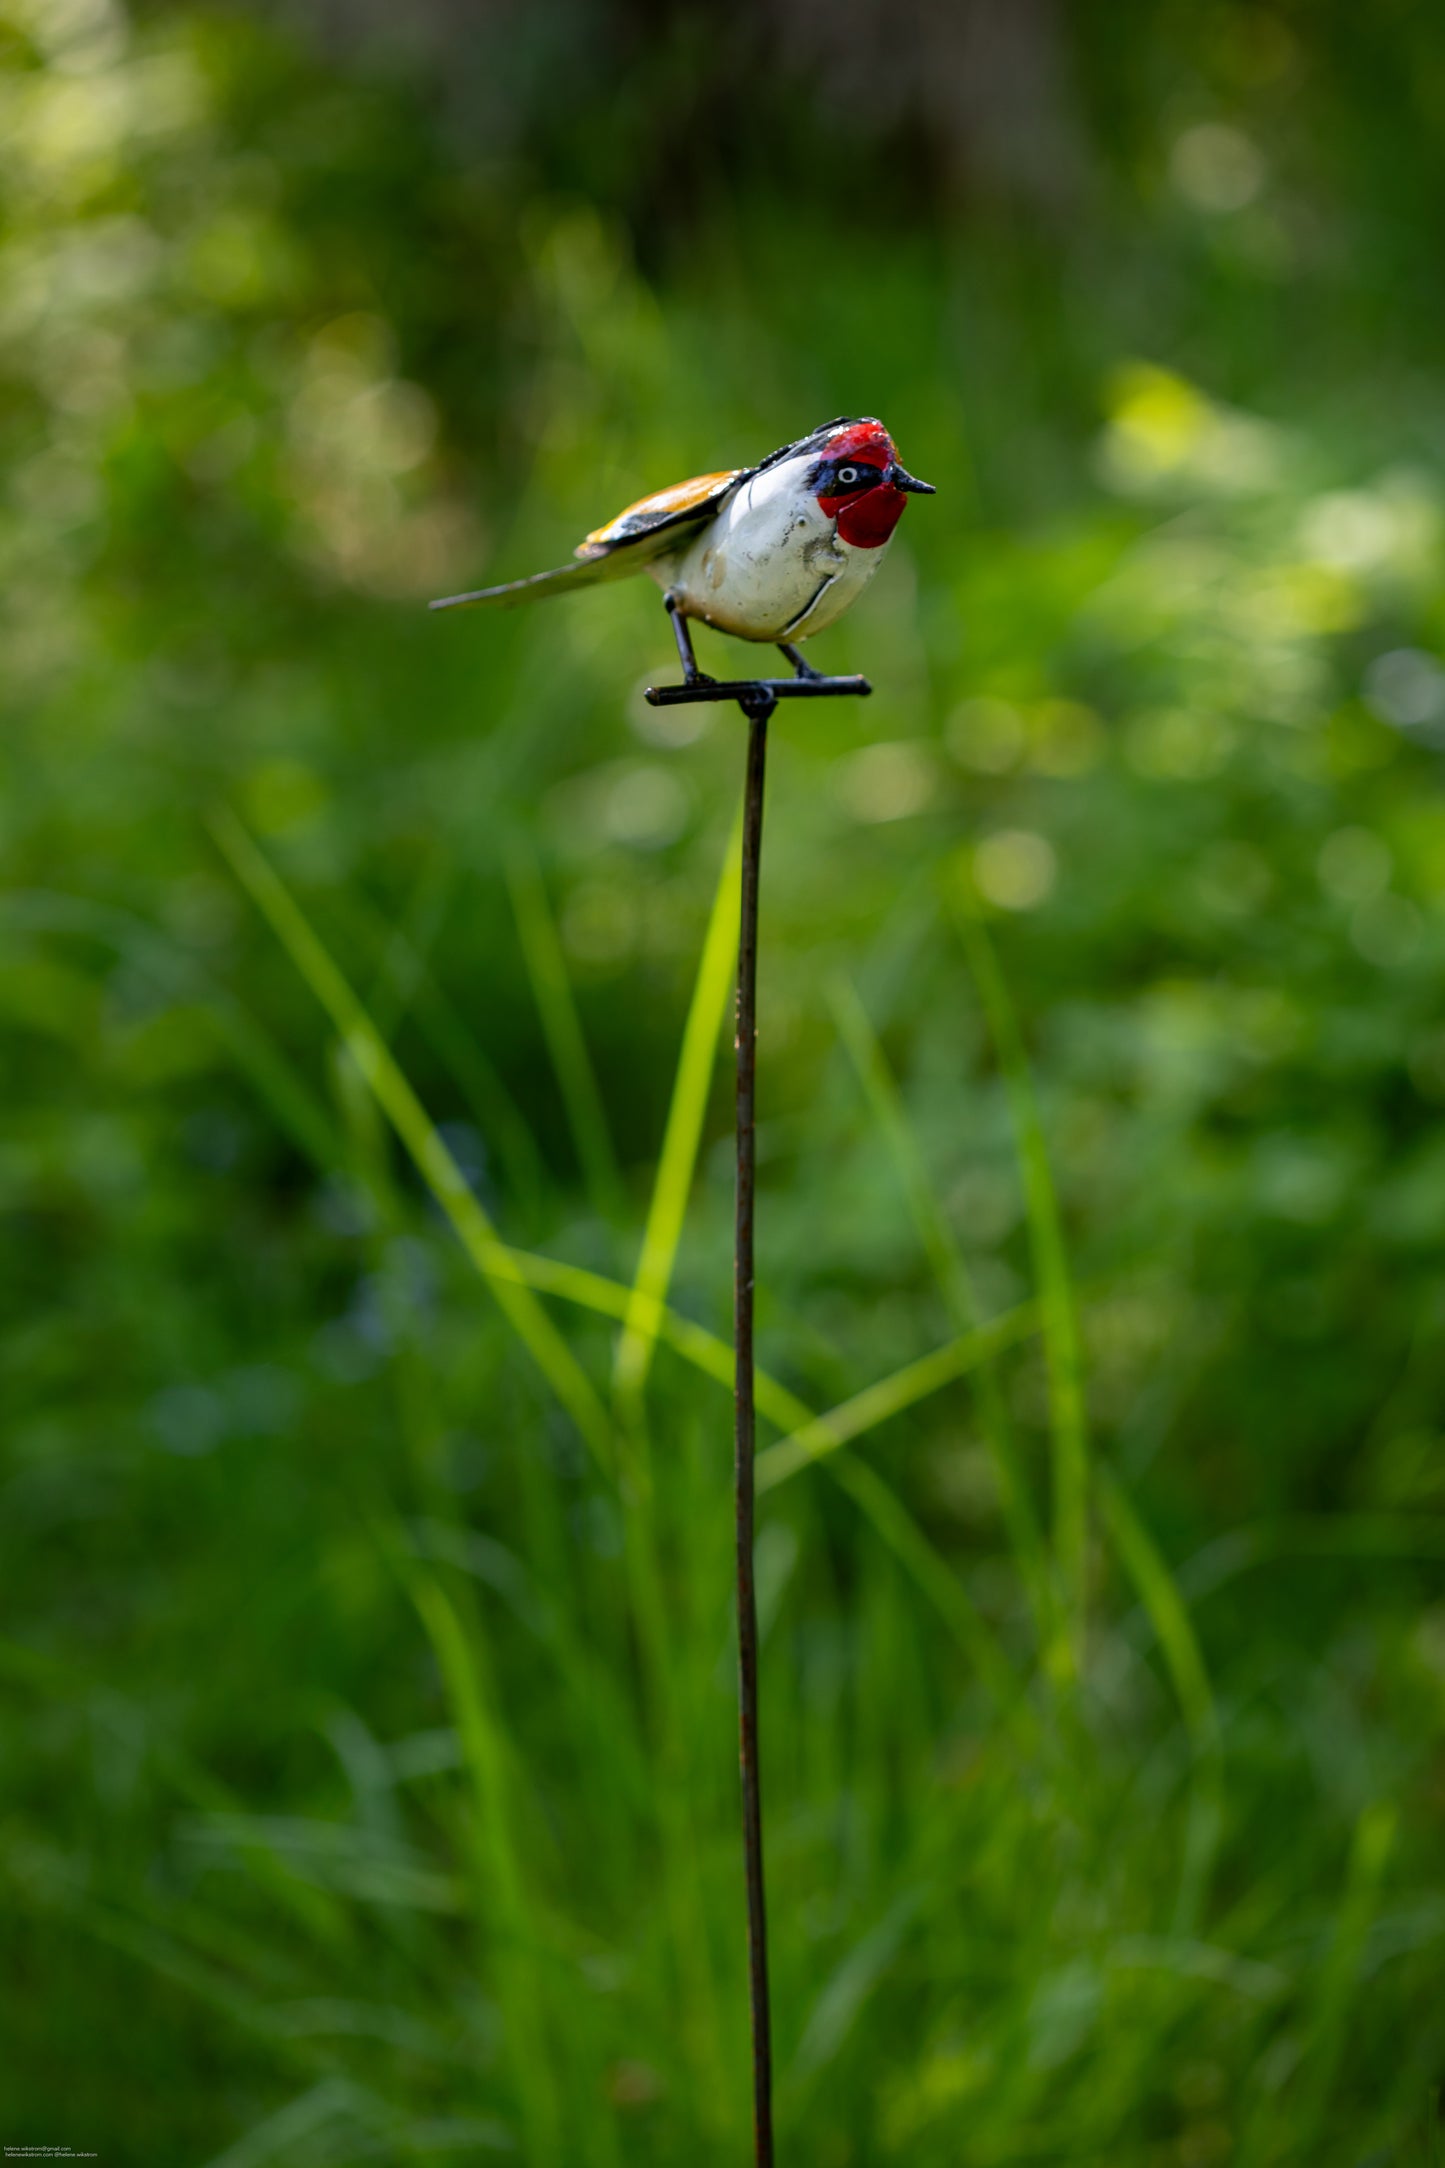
[665,594,713,687]
[643,637,869,708]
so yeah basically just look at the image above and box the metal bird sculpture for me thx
[430,415,934,691]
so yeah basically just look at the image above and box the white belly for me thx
[649,461,892,644]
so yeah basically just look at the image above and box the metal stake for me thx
[644,629,872,2168]
[735,685,774,2168]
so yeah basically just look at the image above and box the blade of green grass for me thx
[363,839,456,1043]
[210,807,616,1480]
[613,1472,732,2119]
[176,1814,467,1917]
[756,1304,1041,1491]
[349,884,548,1218]
[951,893,1090,1671]
[824,1451,1037,1752]
[1097,1467,1222,1932]
[788,1887,922,2087]
[409,1514,653,1819]
[330,1038,451,1497]
[613,808,741,1407]
[405,1558,559,2163]
[1177,1511,1445,1606]
[198,2080,370,2168]
[0,1639,362,1958]
[1097,1472,1216,1755]
[1245,1799,1397,2164]
[8,1849,300,2060]
[476,1245,756,1415]
[827,975,1055,1646]
[401,959,549,1219]
[504,838,624,1219]
[5,890,338,1174]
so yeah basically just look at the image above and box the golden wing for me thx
[577,468,745,556]
[430,466,747,612]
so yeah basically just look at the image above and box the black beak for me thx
[890,464,936,495]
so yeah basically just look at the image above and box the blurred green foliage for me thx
[5,0,1445,2159]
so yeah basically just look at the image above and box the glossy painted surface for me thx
[813,421,912,551]
[432,415,929,641]
[649,449,902,642]
[581,468,744,554]
[832,486,909,549]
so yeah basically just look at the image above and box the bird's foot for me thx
[777,641,823,682]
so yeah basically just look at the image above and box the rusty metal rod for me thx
[735,689,774,2168]
[641,623,869,2161]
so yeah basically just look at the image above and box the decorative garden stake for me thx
[433,417,934,2168]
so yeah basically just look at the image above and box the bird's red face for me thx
[811,421,936,548]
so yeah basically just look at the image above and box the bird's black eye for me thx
[825,460,882,492]
[811,455,884,495]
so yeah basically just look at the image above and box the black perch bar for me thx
[645,673,871,707]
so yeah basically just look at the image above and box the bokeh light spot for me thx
[1170,123,1266,213]
[1317,826,1391,903]
[1364,648,1445,735]
[946,697,1026,774]
[973,829,1057,911]
[834,740,935,822]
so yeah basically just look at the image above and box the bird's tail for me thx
[429,548,650,612]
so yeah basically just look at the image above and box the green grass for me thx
[613,809,742,1412]
[11,803,1422,2163]
[505,838,625,1226]
[7,3,1445,2158]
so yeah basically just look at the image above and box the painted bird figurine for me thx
[430,416,934,686]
